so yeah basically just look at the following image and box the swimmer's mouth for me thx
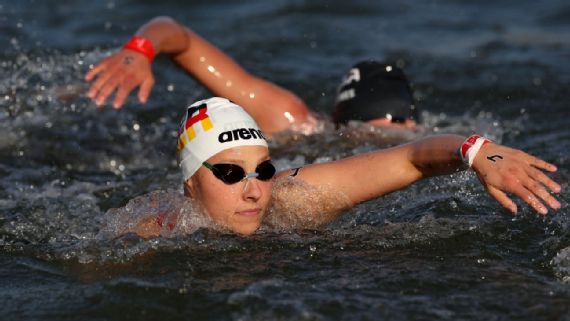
[236,208,261,217]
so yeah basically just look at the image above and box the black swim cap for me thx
[332,60,419,124]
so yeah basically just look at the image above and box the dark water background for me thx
[1,0,570,320]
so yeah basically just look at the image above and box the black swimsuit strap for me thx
[289,167,302,177]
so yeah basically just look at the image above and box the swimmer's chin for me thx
[230,222,261,236]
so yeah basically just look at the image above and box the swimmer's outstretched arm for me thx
[283,135,561,216]
[84,16,311,134]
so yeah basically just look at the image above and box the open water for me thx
[1,1,569,320]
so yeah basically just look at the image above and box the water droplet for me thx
[283,112,294,123]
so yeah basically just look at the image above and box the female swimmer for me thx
[131,97,561,236]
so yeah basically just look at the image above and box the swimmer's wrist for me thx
[123,36,155,63]
[459,135,492,167]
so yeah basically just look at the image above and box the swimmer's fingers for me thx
[85,57,111,82]
[474,144,563,215]
[86,63,112,99]
[527,154,557,172]
[519,151,560,191]
[86,50,152,108]
[84,63,102,82]
[95,76,123,107]
[522,174,561,212]
[510,183,550,215]
[526,165,561,194]
[89,67,121,106]
[481,173,549,215]
[486,185,517,215]
[517,153,561,212]
[487,164,551,215]
[138,76,155,104]
[113,77,144,109]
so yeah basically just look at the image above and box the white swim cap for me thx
[177,97,268,181]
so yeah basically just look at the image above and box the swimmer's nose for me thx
[242,176,262,201]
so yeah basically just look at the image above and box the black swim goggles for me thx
[202,160,276,185]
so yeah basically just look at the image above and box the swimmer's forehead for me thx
[208,146,270,164]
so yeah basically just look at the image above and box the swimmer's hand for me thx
[471,143,562,215]
[85,49,155,109]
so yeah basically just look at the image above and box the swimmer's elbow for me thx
[149,16,179,27]
[254,78,309,120]
[272,89,311,125]
[147,16,190,39]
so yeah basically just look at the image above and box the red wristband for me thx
[123,36,155,62]
[460,134,491,166]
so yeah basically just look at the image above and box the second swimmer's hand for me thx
[85,49,155,108]
[472,143,561,215]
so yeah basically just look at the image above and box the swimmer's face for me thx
[184,145,273,235]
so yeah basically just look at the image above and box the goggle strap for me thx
[202,161,216,172]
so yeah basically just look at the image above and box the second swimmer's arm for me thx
[171,28,311,135]
[85,16,310,135]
